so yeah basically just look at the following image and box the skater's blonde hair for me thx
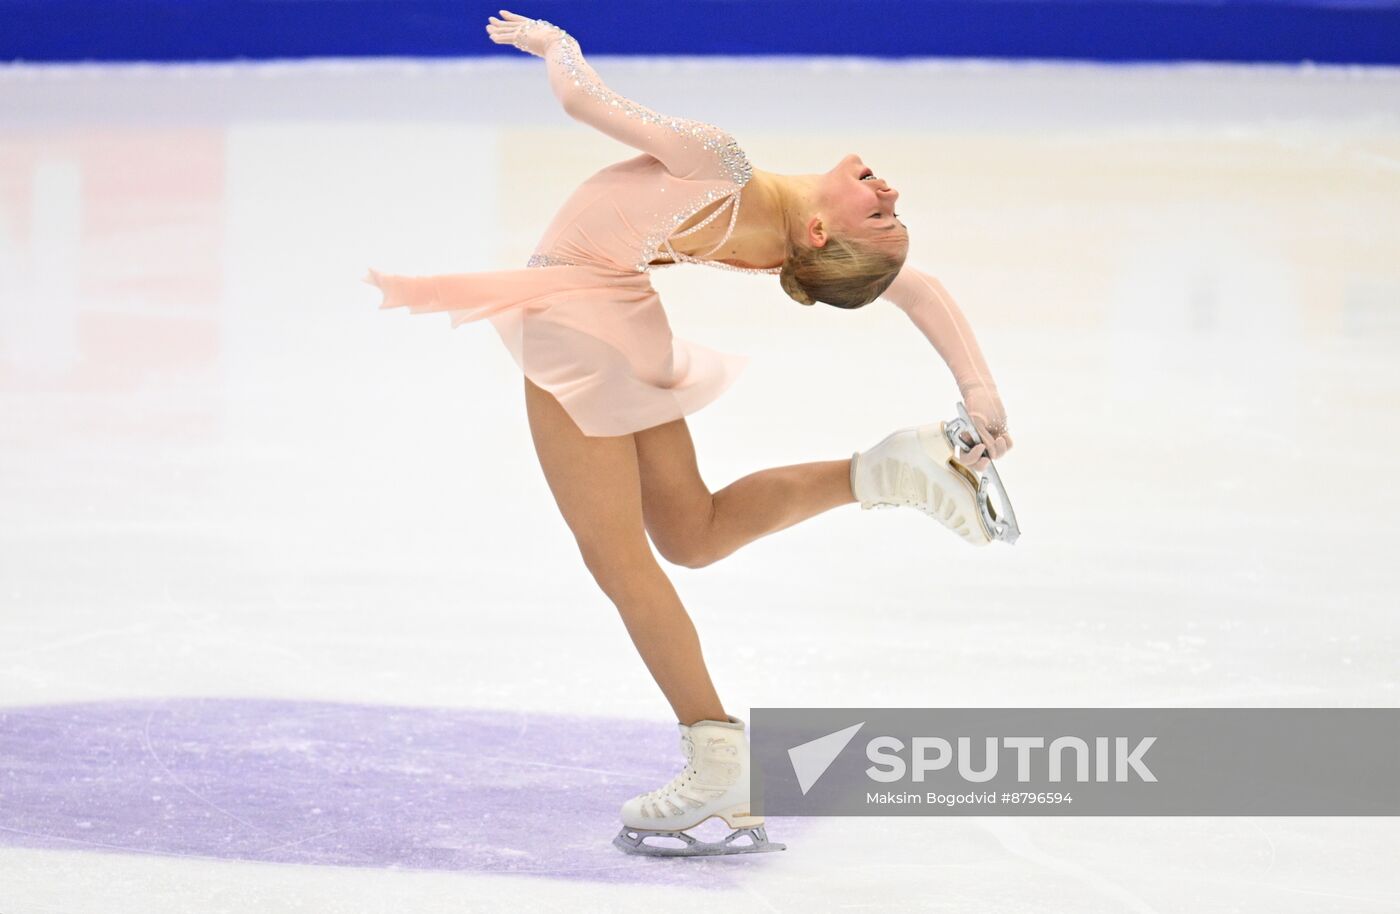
[778,233,907,310]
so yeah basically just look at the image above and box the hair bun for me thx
[779,270,817,306]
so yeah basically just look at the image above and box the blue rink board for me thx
[3,0,1398,65]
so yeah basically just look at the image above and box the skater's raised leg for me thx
[634,416,856,568]
[523,376,728,726]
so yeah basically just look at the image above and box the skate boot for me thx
[851,407,1019,546]
[613,714,786,857]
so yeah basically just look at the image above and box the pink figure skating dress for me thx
[363,22,1001,437]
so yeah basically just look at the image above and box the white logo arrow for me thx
[788,722,865,795]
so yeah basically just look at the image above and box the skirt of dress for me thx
[362,262,748,437]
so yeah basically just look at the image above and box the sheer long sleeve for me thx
[880,265,1013,462]
[532,26,736,181]
[880,265,1000,399]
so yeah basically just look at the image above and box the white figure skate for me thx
[613,715,786,857]
[850,401,1021,545]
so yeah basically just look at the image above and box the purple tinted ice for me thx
[0,698,800,884]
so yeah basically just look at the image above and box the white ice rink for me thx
[1,53,1398,912]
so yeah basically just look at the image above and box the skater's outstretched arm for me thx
[487,11,732,181]
[880,264,1013,466]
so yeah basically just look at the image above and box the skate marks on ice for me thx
[975,818,1159,913]
[0,698,808,884]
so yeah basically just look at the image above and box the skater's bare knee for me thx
[659,542,718,570]
[649,497,722,569]
[634,418,722,568]
[655,537,722,570]
[575,535,661,600]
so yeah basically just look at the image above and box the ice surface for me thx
[1,54,1397,913]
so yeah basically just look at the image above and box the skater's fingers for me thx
[958,438,980,460]
[958,442,986,468]
[970,414,998,449]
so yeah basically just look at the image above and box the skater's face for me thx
[809,153,908,251]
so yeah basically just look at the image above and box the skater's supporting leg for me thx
[523,377,728,726]
[634,417,855,569]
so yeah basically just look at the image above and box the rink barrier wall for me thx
[2,0,1399,65]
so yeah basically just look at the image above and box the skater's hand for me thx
[486,10,565,58]
[956,385,1012,473]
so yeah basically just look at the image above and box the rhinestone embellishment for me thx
[532,29,778,277]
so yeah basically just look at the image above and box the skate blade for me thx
[911,423,992,546]
[939,403,1021,545]
[613,824,787,857]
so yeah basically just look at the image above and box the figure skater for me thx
[362,10,1015,857]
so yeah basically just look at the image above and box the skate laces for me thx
[640,735,737,816]
[867,454,972,538]
[871,457,943,512]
